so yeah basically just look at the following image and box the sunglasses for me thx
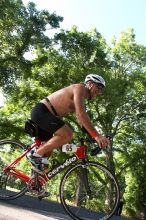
[95,83,104,90]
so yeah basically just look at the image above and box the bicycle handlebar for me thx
[81,134,111,157]
[90,146,101,156]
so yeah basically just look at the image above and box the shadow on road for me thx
[0,194,130,220]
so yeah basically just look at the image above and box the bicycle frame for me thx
[3,141,39,183]
[3,139,86,186]
[0,137,120,220]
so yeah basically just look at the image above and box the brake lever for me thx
[90,146,101,156]
[90,135,111,156]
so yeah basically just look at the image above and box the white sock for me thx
[42,157,48,164]
[33,152,42,157]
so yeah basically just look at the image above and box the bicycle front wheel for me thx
[60,161,120,220]
[0,140,29,200]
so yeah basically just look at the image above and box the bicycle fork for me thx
[80,160,92,199]
[76,145,92,199]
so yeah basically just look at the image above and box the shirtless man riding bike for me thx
[29,74,110,173]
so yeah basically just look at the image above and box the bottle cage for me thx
[24,119,38,137]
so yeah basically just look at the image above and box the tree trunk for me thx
[75,169,86,206]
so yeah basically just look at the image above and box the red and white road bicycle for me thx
[0,120,120,220]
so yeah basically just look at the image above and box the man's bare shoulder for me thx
[72,83,85,91]
[71,83,87,99]
[63,83,85,94]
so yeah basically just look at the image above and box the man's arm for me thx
[73,84,95,132]
[73,84,109,148]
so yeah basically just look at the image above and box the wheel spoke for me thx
[0,140,30,200]
[60,162,120,220]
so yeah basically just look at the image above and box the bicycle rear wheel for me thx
[60,161,120,220]
[0,140,29,200]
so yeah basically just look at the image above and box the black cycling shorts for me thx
[30,103,65,141]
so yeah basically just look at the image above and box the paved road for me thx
[0,202,65,220]
[0,196,70,220]
[0,195,129,220]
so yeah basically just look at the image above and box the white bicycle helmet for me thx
[85,74,105,87]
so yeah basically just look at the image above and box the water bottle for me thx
[62,143,77,152]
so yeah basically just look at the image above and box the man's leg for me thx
[36,124,73,156]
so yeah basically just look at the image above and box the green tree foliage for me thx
[104,29,146,218]
[0,0,63,93]
[0,0,63,138]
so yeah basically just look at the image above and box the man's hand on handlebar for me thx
[81,126,110,148]
[94,134,110,148]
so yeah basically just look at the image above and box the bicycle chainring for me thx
[27,175,47,196]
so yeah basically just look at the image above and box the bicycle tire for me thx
[0,139,29,200]
[60,161,120,220]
